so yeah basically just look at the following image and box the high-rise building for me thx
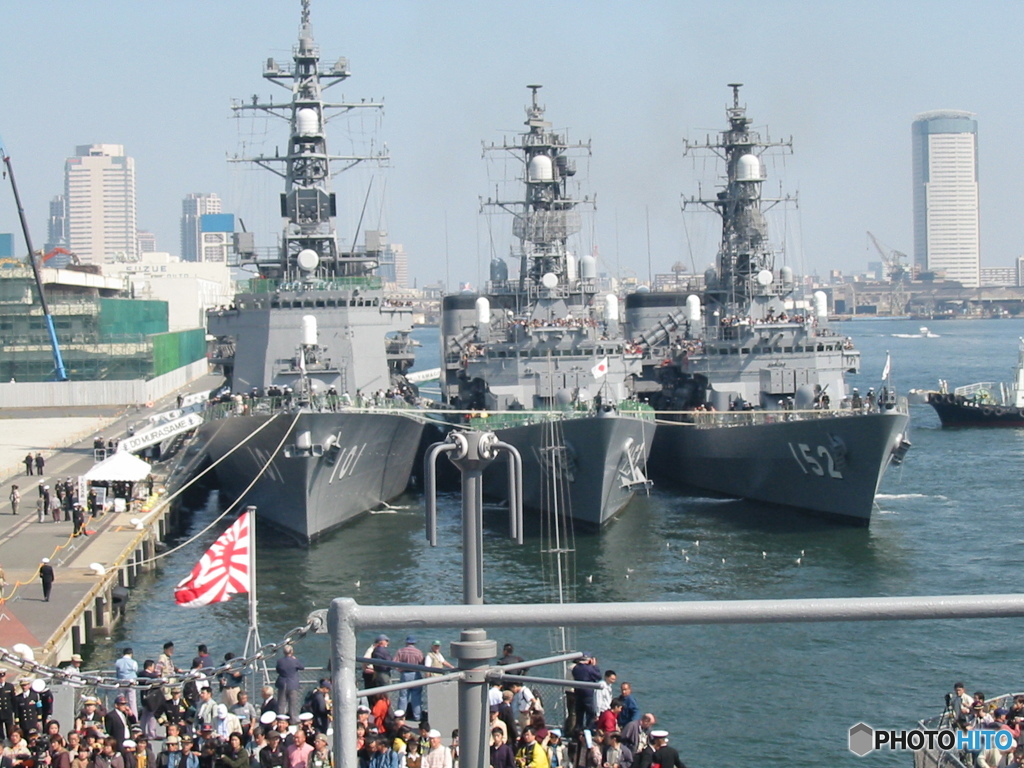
[912,111,980,287]
[64,144,137,266]
[137,230,157,253]
[199,213,234,263]
[180,193,222,262]
[44,195,68,255]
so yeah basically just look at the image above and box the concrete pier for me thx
[0,377,219,665]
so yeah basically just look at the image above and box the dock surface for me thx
[0,377,220,663]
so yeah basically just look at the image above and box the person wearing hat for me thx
[308,732,331,768]
[121,739,139,768]
[393,636,425,722]
[260,731,286,768]
[0,668,14,741]
[425,641,453,679]
[647,730,687,768]
[63,653,85,674]
[154,736,184,768]
[38,557,55,602]
[13,677,40,732]
[9,484,19,516]
[105,695,137,745]
[272,713,292,743]
[179,735,202,768]
[214,703,242,740]
[161,686,189,732]
[368,635,392,689]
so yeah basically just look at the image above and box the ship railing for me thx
[953,381,999,403]
[654,404,906,428]
[438,403,655,431]
[238,276,384,294]
[914,692,1023,768]
[200,394,421,422]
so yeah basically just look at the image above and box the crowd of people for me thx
[0,641,335,768]
[0,638,686,768]
[946,682,1024,767]
[359,638,686,768]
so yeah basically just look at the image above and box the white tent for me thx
[82,451,152,482]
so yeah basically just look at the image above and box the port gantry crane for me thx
[867,231,910,317]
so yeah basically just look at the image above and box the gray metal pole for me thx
[451,629,496,768]
[331,598,359,768]
[462,466,484,605]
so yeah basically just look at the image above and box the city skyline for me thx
[2,2,1023,288]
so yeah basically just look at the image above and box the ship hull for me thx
[927,393,1024,427]
[649,411,910,524]
[200,410,424,543]
[481,414,656,527]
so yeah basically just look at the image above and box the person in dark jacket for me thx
[258,731,286,768]
[12,679,40,732]
[0,669,16,740]
[217,733,250,768]
[38,559,55,602]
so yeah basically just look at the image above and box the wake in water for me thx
[891,326,940,339]
[876,492,948,501]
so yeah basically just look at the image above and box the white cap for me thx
[428,730,441,739]
[299,713,313,722]
[260,712,277,725]
[123,741,137,749]
[651,730,669,739]
[41,558,50,564]
[393,709,405,718]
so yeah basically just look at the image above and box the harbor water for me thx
[90,319,1024,766]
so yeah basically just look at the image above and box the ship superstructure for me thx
[201,0,423,543]
[628,85,910,524]
[440,86,655,526]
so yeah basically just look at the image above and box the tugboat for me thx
[926,338,1024,426]
[627,85,911,525]
[199,0,424,544]
[439,86,655,526]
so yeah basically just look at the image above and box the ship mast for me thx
[683,84,793,313]
[482,85,592,303]
[230,0,387,282]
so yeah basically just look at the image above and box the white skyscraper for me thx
[180,193,222,262]
[64,144,137,265]
[912,111,980,287]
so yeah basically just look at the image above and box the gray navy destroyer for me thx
[200,0,423,543]
[440,86,655,526]
[627,85,911,524]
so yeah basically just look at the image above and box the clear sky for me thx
[1,1,1020,288]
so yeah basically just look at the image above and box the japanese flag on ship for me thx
[174,511,251,607]
[591,357,609,379]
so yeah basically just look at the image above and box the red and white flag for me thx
[174,511,252,607]
[591,356,609,379]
